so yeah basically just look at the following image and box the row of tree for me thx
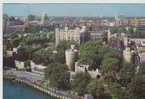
[110,27,145,38]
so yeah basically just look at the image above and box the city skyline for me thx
[3,4,145,17]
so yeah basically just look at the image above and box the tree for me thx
[79,41,103,69]
[24,60,31,71]
[56,40,77,50]
[28,14,35,21]
[118,27,126,33]
[119,63,136,87]
[127,28,145,38]
[127,74,145,99]
[102,57,120,74]
[48,32,55,42]
[103,48,120,59]
[12,37,22,47]
[108,82,126,99]
[138,64,145,75]
[9,16,15,21]
[71,72,91,96]
[26,25,41,33]
[32,48,52,65]
[16,47,31,61]
[87,79,110,99]
[128,28,134,34]
[111,28,118,33]
[45,63,70,90]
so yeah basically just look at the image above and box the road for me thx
[4,69,44,81]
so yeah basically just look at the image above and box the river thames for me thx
[3,80,57,99]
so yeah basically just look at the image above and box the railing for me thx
[4,73,79,99]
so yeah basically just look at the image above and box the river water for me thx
[3,80,57,99]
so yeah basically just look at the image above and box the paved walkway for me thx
[4,69,44,81]
[4,69,80,99]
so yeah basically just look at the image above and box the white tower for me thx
[65,45,77,71]
[107,29,111,42]
[55,28,60,47]
[123,36,128,47]
[123,47,132,63]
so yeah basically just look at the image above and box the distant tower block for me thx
[41,12,45,25]
[123,47,132,63]
[41,12,48,25]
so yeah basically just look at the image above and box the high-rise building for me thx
[3,14,9,33]
[115,14,128,26]
[41,12,49,25]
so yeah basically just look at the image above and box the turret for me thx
[55,28,60,47]
[107,29,111,42]
[123,47,132,63]
[65,45,78,71]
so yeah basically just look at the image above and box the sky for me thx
[3,4,145,17]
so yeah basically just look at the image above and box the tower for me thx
[65,45,78,71]
[123,36,128,47]
[107,29,111,42]
[55,28,60,47]
[123,47,132,63]
[41,12,48,25]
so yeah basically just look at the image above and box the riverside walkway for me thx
[4,69,80,99]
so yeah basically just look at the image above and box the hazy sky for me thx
[3,4,145,17]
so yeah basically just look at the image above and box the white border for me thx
[2,0,145,3]
[0,3,3,99]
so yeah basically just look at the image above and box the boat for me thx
[11,78,17,83]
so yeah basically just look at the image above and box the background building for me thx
[55,26,89,46]
[130,18,145,27]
